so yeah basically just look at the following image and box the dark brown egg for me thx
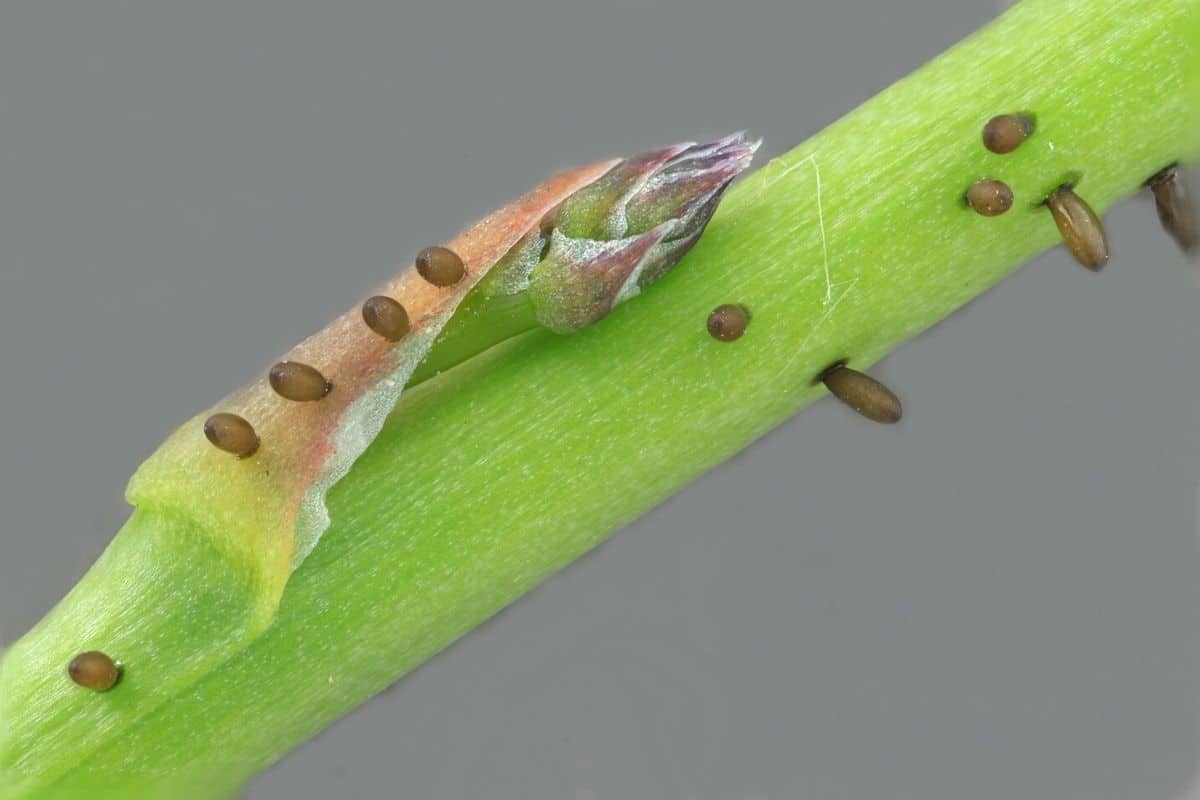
[269,361,332,402]
[1147,164,1197,254]
[203,413,260,458]
[965,179,1014,216]
[1044,185,1109,270]
[362,295,411,341]
[820,363,902,424]
[706,304,750,342]
[415,246,467,287]
[982,114,1033,154]
[68,651,121,692]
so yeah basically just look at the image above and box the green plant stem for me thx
[408,290,539,385]
[2,0,1197,797]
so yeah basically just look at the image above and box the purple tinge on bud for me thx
[624,134,760,237]
[528,132,759,334]
[525,224,675,335]
[553,143,693,241]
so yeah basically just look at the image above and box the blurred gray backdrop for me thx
[0,2,1196,798]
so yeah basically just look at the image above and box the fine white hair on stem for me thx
[758,152,833,304]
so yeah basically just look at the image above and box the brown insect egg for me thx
[361,295,412,341]
[1147,164,1197,254]
[982,114,1033,154]
[269,361,333,402]
[1044,185,1109,270]
[965,179,1014,216]
[203,413,260,458]
[706,304,750,342]
[820,362,903,424]
[68,651,121,692]
[415,246,467,287]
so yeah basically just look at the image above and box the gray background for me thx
[0,1,1196,798]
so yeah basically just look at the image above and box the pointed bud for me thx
[554,143,692,240]
[624,134,759,236]
[528,224,676,334]
[526,133,758,334]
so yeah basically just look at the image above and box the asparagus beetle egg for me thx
[68,651,121,692]
[966,179,1014,216]
[1147,164,1197,254]
[1044,185,1109,270]
[982,114,1033,154]
[203,413,260,458]
[707,304,750,342]
[819,362,903,424]
[361,295,412,341]
[269,361,333,402]
[415,246,467,287]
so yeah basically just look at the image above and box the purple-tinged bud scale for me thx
[526,133,759,334]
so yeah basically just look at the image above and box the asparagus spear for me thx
[2,0,1196,796]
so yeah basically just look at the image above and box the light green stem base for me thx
[3,0,1197,797]
[408,290,539,385]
